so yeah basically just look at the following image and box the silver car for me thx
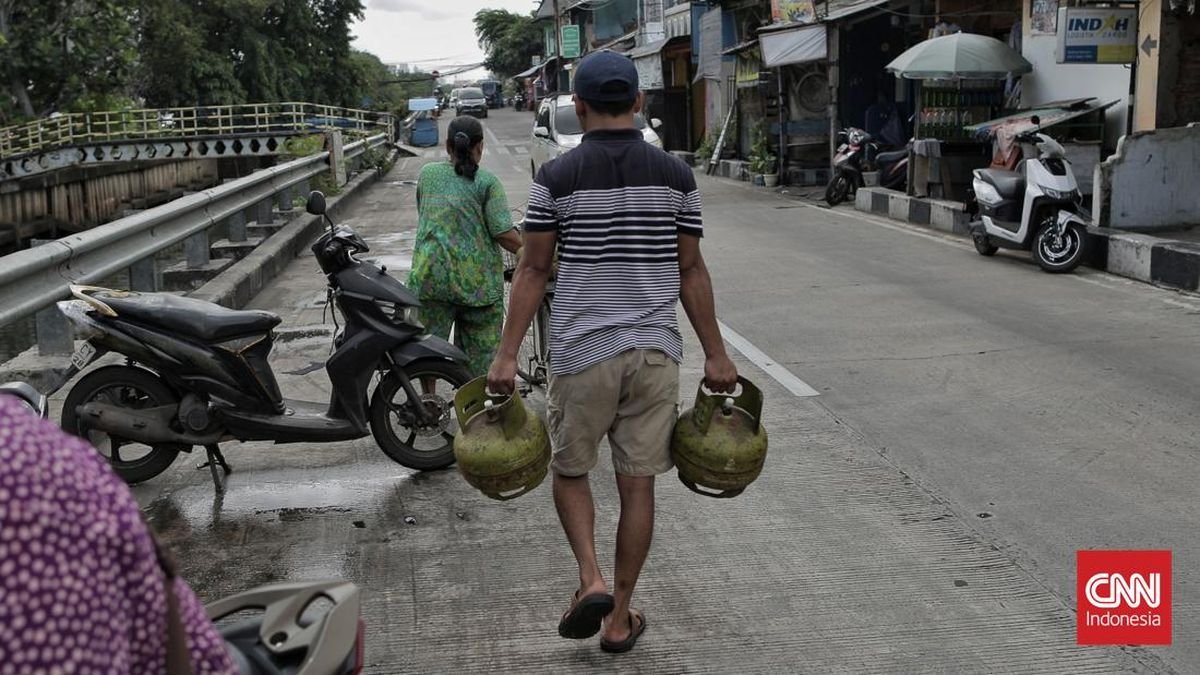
[529,94,663,177]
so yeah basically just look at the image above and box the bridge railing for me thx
[0,133,389,356]
[0,102,394,160]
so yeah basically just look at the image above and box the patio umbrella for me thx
[885,32,1033,80]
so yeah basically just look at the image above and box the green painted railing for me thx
[0,102,394,159]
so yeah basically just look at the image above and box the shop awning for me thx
[758,23,827,67]
[964,98,1120,137]
[514,63,543,79]
[722,38,759,56]
[596,31,638,53]
[823,0,890,23]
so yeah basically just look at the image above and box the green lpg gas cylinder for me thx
[671,376,769,498]
[452,377,551,501]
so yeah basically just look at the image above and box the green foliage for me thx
[474,9,544,81]
[0,0,139,124]
[348,50,437,117]
[136,0,367,109]
[280,134,326,159]
[695,129,717,161]
[747,121,776,176]
[0,0,378,124]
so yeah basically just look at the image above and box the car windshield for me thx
[554,103,647,136]
[461,88,484,100]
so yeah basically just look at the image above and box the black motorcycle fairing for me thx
[389,334,469,367]
[90,316,281,413]
[324,326,409,433]
[219,398,362,443]
[334,261,420,307]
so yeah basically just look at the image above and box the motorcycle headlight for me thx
[1043,187,1076,201]
[376,300,423,328]
[973,181,1003,205]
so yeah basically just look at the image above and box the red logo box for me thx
[1077,550,1171,645]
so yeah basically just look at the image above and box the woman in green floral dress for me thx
[408,116,523,377]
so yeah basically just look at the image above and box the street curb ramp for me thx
[190,149,400,309]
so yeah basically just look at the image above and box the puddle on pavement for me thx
[144,463,418,533]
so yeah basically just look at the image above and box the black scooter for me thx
[825,127,908,206]
[50,191,470,490]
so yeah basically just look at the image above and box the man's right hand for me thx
[487,355,518,396]
[703,353,739,393]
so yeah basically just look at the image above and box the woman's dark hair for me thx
[448,116,484,180]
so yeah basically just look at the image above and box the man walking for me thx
[487,50,738,653]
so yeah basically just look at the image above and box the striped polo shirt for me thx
[524,128,702,376]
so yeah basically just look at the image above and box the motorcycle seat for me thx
[100,292,282,341]
[875,149,907,164]
[978,169,1025,198]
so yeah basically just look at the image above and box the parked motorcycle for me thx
[965,121,1090,273]
[48,191,471,489]
[825,127,908,206]
[513,91,526,111]
[0,383,366,675]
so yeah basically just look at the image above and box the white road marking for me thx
[718,320,821,397]
[484,124,501,149]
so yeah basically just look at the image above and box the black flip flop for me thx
[600,609,647,654]
[557,592,615,639]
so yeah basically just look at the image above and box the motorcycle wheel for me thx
[825,175,851,206]
[61,365,185,484]
[1033,219,1087,273]
[973,234,999,256]
[369,359,472,470]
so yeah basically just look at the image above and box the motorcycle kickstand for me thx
[198,444,232,492]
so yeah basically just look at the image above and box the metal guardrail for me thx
[0,102,394,160]
[0,133,388,333]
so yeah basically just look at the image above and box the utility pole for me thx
[553,0,564,92]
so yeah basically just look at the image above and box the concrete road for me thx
[132,108,1194,673]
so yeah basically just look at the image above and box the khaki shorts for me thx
[547,349,680,477]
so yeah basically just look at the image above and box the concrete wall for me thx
[1020,0,1130,143]
[1095,124,1200,230]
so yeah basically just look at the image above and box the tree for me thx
[348,50,436,115]
[0,0,139,123]
[474,9,544,81]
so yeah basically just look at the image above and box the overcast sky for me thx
[351,0,541,81]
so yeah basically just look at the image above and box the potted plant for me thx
[748,122,778,187]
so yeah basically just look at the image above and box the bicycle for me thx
[502,219,553,393]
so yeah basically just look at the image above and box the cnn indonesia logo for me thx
[1077,550,1171,645]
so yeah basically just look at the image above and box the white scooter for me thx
[966,121,1090,273]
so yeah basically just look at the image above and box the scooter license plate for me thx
[70,341,97,370]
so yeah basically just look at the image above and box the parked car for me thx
[455,87,489,118]
[529,93,663,177]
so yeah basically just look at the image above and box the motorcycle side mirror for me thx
[1030,115,1041,126]
[306,191,327,216]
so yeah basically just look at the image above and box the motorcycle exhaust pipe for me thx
[76,402,221,445]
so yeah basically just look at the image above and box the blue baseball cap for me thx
[573,50,639,103]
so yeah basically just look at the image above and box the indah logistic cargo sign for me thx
[1056,8,1138,64]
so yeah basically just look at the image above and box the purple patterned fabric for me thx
[0,395,235,673]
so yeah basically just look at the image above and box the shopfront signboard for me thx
[561,24,581,59]
[1056,8,1138,64]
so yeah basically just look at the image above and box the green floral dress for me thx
[408,162,513,376]
[408,162,513,306]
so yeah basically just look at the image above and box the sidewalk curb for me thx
[190,149,399,309]
[854,187,1200,292]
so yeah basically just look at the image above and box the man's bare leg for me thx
[553,472,607,597]
[603,473,655,641]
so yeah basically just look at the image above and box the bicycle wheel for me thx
[502,279,551,389]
